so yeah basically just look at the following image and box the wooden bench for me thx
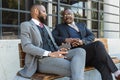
[18,43,62,80]
[18,38,120,80]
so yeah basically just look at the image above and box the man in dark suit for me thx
[18,4,86,80]
[52,8,120,80]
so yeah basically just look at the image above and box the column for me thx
[47,0,53,29]
[87,0,92,29]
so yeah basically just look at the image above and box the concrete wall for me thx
[0,40,21,80]
[0,39,120,80]
[108,39,120,59]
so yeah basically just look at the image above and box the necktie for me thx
[39,23,44,28]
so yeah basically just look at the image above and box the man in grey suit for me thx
[18,4,86,80]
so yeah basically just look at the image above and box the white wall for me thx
[0,39,120,80]
[104,0,120,38]
[108,39,120,59]
[0,40,21,80]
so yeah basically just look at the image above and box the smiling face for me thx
[63,9,74,24]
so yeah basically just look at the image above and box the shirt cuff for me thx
[43,51,51,56]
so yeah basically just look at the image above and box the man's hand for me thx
[59,48,68,52]
[65,38,73,43]
[59,43,71,50]
[64,38,83,47]
[71,38,83,47]
[48,51,68,58]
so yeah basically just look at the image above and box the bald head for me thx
[30,4,47,23]
[63,9,74,24]
[63,9,74,15]
[30,5,39,13]
[30,4,42,16]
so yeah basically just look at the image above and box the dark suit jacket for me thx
[52,22,95,46]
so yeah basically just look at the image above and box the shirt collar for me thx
[72,21,75,25]
[31,18,42,26]
[68,21,75,26]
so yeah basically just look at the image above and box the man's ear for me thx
[34,8,39,14]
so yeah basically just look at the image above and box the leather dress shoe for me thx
[115,74,120,80]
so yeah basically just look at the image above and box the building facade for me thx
[0,0,120,39]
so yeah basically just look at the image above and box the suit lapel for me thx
[76,23,84,39]
[29,20,43,43]
[44,25,53,40]
[63,24,71,37]
[44,25,58,49]
[76,23,81,31]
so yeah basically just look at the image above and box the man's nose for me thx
[43,13,47,16]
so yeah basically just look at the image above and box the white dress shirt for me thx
[68,21,79,32]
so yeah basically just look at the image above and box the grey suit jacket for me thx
[18,20,58,78]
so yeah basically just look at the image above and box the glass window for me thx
[2,27,18,39]
[20,13,31,23]
[0,0,119,39]
[71,2,83,15]
[91,11,98,20]
[91,1,98,10]
[2,11,18,25]
[0,0,35,39]
[2,0,18,9]
[74,19,86,23]
[52,5,57,15]
[20,0,34,11]
[52,16,57,28]
[92,21,98,29]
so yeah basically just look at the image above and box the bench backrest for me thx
[18,43,26,68]
[18,38,108,68]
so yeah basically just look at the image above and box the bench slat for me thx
[31,73,62,80]
[18,44,26,68]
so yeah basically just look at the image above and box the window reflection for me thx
[2,0,18,9]
[20,13,31,23]
[71,2,83,17]
[1,0,34,39]
[52,16,57,28]
[92,21,98,29]
[92,11,98,19]
[2,11,18,25]
[20,0,33,10]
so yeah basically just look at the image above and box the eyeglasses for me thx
[64,14,72,17]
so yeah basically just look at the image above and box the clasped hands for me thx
[48,38,83,58]
[49,42,71,58]
[65,38,83,47]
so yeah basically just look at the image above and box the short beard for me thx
[38,16,46,24]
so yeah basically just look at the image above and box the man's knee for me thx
[73,48,86,56]
[94,41,104,47]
